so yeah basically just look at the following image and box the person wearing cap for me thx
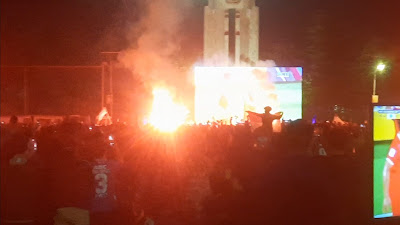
[246,106,283,137]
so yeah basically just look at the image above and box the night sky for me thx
[1,0,399,118]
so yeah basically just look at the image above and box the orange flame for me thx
[148,88,189,132]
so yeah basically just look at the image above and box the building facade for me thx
[204,0,259,66]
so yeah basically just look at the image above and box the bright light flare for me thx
[194,67,280,124]
[148,88,189,132]
[377,63,386,72]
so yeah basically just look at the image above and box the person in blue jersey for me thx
[86,129,124,225]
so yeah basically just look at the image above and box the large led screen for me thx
[194,67,302,124]
[374,106,400,218]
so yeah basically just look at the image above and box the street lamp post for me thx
[372,63,385,103]
[100,51,119,121]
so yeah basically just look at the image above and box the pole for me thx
[23,68,29,115]
[101,63,105,108]
[373,71,377,96]
[99,51,119,121]
[109,61,113,120]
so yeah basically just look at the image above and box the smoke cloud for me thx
[118,0,281,121]
[119,0,193,92]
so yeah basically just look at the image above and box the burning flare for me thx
[148,88,189,132]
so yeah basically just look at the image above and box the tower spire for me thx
[204,0,259,66]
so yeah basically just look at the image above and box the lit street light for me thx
[372,62,386,103]
[377,63,386,72]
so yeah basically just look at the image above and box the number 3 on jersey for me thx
[95,173,108,195]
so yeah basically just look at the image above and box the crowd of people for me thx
[0,112,369,225]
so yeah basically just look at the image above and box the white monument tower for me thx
[204,0,259,66]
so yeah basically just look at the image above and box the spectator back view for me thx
[85,130,123,225]
[51,128,93,225]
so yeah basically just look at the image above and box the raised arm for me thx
[246,111,263,118]
[274,112,283,120]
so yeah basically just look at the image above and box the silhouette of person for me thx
[246,106,283,136]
